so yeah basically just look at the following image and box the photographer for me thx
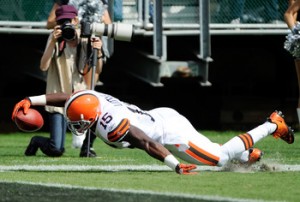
[46,0,112,157]
[24,5,103,157]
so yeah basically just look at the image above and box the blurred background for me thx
[0,0,297,132]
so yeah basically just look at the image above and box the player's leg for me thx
[165,140,222,166]
[218,111,294,166]
[158,108,222,166]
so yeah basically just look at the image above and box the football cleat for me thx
[267,110,295,144]
[248,148,263,165]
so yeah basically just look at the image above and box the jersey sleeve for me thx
[107,118,130,142]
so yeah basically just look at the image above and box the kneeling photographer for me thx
[25,5,104,157]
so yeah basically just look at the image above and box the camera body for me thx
[80,22,133,42]
[61,21,76,41]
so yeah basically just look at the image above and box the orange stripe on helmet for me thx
[238,134,253,150]
[108,118,130,142]
[186,141,219,166]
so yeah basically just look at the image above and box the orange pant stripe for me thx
[186,141,220,166]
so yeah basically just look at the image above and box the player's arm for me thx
[123,124,197,174]
[11,93,70,120]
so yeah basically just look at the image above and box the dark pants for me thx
[24,112,66,157]
[24,136,64,157]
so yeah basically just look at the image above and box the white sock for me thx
[247,121,277,143]
[238,150,250,163]
[218,122,276,166]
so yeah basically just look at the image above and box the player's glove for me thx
[175,163,197,175]
[11,98,31,121]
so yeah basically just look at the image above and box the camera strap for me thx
[58,39,66,57]
[76,38,92,76]
[76,41,85,76]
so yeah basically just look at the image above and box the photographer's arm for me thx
[40,27,61,71]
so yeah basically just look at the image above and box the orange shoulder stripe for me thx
[108,118,130,142]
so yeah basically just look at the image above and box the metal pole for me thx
[199,0,212,86]
[86,48,98,157]
[90,48,98,89]
[107,0,114,56]
[153,0,163,58]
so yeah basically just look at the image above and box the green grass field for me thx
[0,131,299,202]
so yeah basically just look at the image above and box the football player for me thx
[12,90,295,174]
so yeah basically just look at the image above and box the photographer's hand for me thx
[91,37,103,58]
[52,25,62,42]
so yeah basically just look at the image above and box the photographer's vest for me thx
[44,30,89,114]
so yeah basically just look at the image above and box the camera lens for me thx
[61,22,76,41]
[91,23,133,41]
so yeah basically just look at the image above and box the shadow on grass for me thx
[0,182,230,202]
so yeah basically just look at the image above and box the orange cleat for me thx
[267,110,294,144]
[248,148,263,164]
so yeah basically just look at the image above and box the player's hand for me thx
[175,163,197,175]
[11,98,31,121]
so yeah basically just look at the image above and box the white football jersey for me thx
[89,90,201,149]
[84,90,223,166]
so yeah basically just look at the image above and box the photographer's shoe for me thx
[267,110,294,144]
[248,148,263,165]
[79,148,97,157]
[24,137,38,156]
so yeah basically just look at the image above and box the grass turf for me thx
[0,131,299,202]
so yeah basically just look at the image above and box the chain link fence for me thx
[0,0,290,24]
[211,0,289,23]
[0,0,52,21]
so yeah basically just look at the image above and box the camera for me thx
[81,22,133,42]
[61,21,76,41]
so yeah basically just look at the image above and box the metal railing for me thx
[0,0,290,36]
[0,21,289,36]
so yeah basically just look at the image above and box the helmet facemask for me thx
[67,113,98,136]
